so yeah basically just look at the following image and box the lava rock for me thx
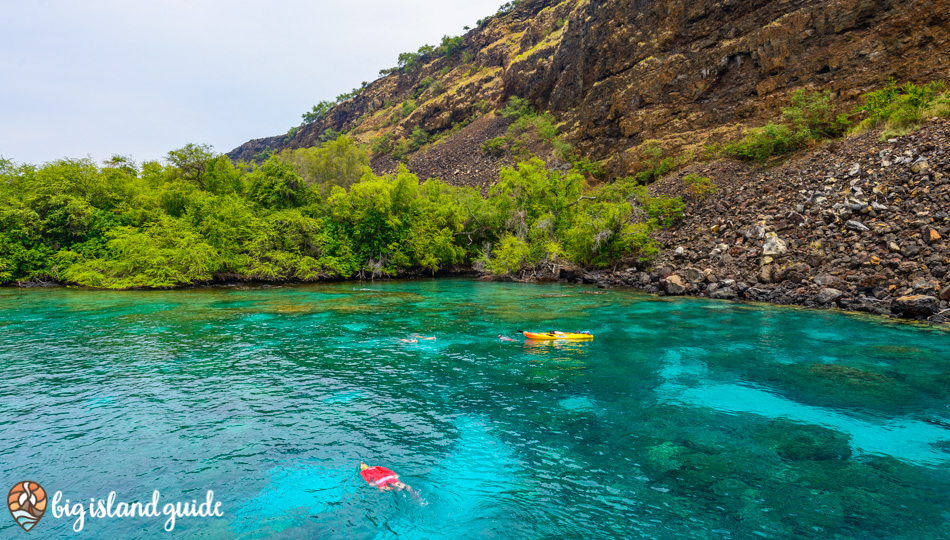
[661,275,688,295]
[845,220,869,231]
[816,288,844,305]
[891,295,940,318]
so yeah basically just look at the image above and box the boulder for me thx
[816,288,843,305]
[710,286,738,300]
[684,268,705,284]
[892,295,940,318]
[762,235,788,256]
[661,275,688,295]
[845,220,869,232]
[744,224,766,240]
[814,274,847,289]
[939,284,950,301]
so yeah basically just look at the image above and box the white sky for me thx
[0,0,503,165]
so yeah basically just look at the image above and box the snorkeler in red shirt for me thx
[360,462,424,501]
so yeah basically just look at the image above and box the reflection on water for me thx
[0,280,949,538]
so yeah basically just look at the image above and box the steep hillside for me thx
[586,117,950,323]
[229,0,950,185]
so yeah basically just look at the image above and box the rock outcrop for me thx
[229,0,950,186]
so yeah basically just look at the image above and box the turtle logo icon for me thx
[7,481,47,532]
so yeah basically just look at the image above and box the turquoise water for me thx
[1,279,949,538]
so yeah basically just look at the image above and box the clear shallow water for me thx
[1,280,949,538]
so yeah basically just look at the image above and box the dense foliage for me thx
[726,89,851,161]
[853,80,949,138]
[0,140,682,288]
[725,81,949,161]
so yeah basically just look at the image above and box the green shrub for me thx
[726,89,850,161]
[634,145,691,184]
[370,133,395,155]
[438,35,464,57]
[410,126,430,150]
[682,174,716,200]
[569,156,606,179]
[782,89,850,140]
[482,137,510,156]
[725,123,798,161]
[854,80,949,138]
[302,101,334,125]
[488,234,531,274]
[500,96,534,120]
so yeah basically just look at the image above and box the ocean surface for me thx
[1,279,949,538]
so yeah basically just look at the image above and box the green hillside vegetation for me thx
[0,139,683,288]
[725,82,949,162]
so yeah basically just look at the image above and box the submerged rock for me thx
[760,420,852,461]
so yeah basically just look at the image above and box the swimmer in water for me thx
[411,334,437,340]
[498,335,517,342]
[398,338,418,343]
[360,462,423,501]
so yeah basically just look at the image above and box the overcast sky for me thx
[0,0,503,166]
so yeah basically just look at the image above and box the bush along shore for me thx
[584,117,950,325]
[0,144,682,290]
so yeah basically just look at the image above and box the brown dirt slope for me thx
[371,114,515,193]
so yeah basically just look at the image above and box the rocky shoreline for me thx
[579,119,950,325]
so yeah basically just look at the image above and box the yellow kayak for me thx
[523,331,593,341]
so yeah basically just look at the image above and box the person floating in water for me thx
[498,335,517,342]
[398,338,418,343]
[360,462,423,501]
[411,334,437,340]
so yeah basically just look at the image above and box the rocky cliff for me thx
[229,0,950,185]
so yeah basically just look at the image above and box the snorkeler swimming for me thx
[360,462,424,500]
[498,335,517,342]
[360,462,406,490]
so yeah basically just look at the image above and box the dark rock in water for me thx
[817,288,844,305]
[892,295,940,318]
[760,420,852,461]
[709,286,737,300]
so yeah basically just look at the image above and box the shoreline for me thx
[6,270,949,328]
